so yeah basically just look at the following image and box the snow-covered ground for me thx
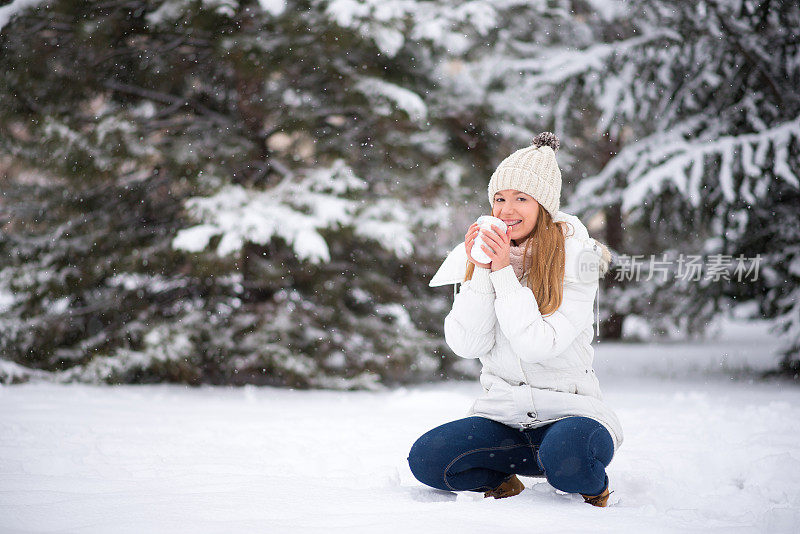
[2,319,799,533]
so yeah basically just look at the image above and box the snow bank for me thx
[1,377,799,533]
[594,317,784,380]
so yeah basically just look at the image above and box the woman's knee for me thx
[407,417,506,491]
[537,417,614,493]
[407,425,456,490]
[539,417,613,462]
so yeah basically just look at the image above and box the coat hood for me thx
[559,212,612,283]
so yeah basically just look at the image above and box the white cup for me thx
[470,216,508,264]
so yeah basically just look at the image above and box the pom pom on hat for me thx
[487,131,563,218]
[532,131,560,153]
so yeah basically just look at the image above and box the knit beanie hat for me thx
[487,132,562,218]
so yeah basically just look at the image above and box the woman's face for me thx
[491,189,540,243]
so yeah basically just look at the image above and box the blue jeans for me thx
[408,416,613,496]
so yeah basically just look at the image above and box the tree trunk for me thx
[598,134,625,340]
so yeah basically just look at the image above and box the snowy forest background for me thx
[1,0,798,388]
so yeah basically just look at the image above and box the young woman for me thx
[408,132,623,507]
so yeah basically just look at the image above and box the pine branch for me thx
[102,80,233,127]
[706,0,792,109]
[91,35,186,68]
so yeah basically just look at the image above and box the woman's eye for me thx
[518,197,526,201]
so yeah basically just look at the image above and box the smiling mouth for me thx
[504,219,522,228]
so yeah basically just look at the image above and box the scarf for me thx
[509,237,534,281]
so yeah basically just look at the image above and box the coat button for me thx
[527,411,536,418]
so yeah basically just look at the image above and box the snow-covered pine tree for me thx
[0,0,482,386]
[565,0,800,371]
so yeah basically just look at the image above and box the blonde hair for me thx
[464,204,571,316]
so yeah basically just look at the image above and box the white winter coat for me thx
[430,211,624,452]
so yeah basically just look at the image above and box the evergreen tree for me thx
[0,0,479,386]
[565,0,800,370]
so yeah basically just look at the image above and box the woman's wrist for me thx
[489,265,522,297]
[490,258,511,272]
[469,265,494,294]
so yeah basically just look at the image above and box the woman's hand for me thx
[481,224,511,272]
[465,223,491,269]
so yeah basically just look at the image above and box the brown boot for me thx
[581,485,613,507]
[484,474,525,499]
